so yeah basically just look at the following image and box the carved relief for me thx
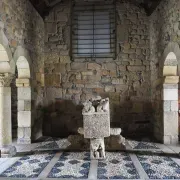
[82,100,95,114]
[90,138,105,159]
[0,73,14,87]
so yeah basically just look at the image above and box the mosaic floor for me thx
[1,138,180,179]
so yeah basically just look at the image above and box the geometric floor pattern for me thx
[1,138,180,179]
[0,152,55,178]
[137,154,180,179]
[98,152,140,179]
[48,152,90,178]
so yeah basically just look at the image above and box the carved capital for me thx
[0,73,14,87]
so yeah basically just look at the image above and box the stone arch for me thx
[0,29,16,157]
[0,30,15,75]
[13,46,32,78]
[161,42,179,145]
[161,42,180,76]
[13,46,32,144]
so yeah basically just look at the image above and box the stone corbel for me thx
[16,78,30,87]
[163,76,179,84]
[0,73,14,87]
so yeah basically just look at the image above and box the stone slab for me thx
[83,113,110,138]
[18,111,31,127]
[18,87,31,100]
[164,111,178,136]
[163,88,178,100]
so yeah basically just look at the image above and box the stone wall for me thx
[0,0,44,141]
[150,0,180,142]
[44,0,152,137]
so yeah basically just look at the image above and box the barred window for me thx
[71,0,116,59]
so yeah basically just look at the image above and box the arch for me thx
[14,46,32,144]
[161,42,180,76]
[160,42,180,145]
[163,52,178,76]
[13,46,32,79]
[16,56,30,79]
[0,30,15,74]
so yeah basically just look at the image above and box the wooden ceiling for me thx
[29,0,162,18]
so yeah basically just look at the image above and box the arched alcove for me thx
[16,56,30,79]
[13,47,32,144]
[0,44,11,73]
[0,30,16,157]
[161,49,179,145]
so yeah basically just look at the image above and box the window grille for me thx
[71,0,116,59]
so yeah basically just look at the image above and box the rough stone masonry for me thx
[43,0,152,138]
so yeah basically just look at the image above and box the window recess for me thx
[71,0,116,60]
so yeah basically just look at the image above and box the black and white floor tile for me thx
[97,152,140,179]
[138,154,180,179]
[0,153,55,178]
[127,140,159,149]
[35,138,70,150]
[48,152,90,179]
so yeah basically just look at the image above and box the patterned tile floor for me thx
[48,152,90,178]
[127,140,159,149]
[0,152,55,178]
[137,154,180,179]
[1,138,180,179]
[98,152,140,179]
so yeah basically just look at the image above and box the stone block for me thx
[71,62,87,70]
[105,85,115,92]
[105,63,116,71]
[24,101,31,111]
[163,88,178,100]
[101,76,111,83]
[18,87,31,100]
[115,85,128,92]
[118,65,127,71]
[55,63,66,74]
[16,78,30,84]
[45,74,61,87]
[18,111,31,127]
[60,56,71,63]
[163,84,178,89]
[127,66,145,72]
[163,101,170,112]
[88,63,101,70]
[164,111,178,136]
[171,101,178,111]
[18,127,31,138]
[18,69,30,79]
[163,135,178,145]
[163,66,177,76]
[18,100,24,111]
[83,113,110,138]
[164,76,179,84]
[81,71,93,76]
[112,78,124,85]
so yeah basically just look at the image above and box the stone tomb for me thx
[82,97,110,159]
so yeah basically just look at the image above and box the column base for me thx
[17,138,31,144]
[0,145,16,158]
[163,135,179,145]
[18,127,31,144]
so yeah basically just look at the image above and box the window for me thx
[72,0,116,59]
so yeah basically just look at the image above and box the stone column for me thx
[163,83,179,144]
[0,74,16,157]
[16,79,31,144]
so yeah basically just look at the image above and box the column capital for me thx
[0,73,14,87]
